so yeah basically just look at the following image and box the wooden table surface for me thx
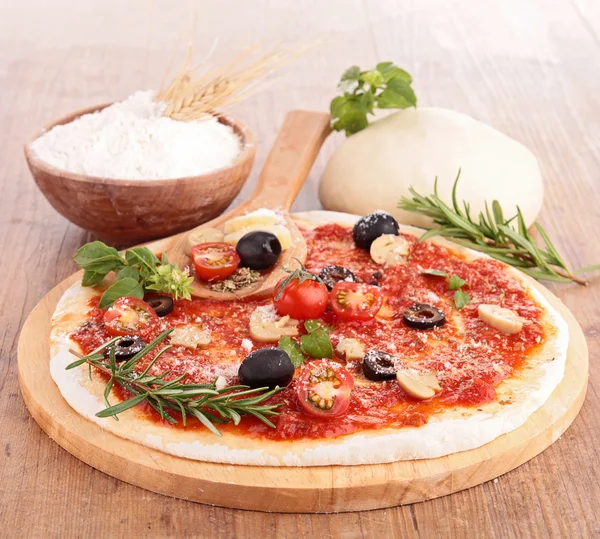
[1,0,599,537]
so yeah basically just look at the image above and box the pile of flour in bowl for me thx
[30,91,243,180]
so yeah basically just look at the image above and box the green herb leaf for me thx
[376,62,412,83]
[448,275,467,290]
[576,264,600,274]
[81,269,105,287]
[330,95,370,135]
[340,65,361,81]
[98,277,144,309]
[421,269,448,278]
[330,62,416,136]
[117,266,141,282]
[300,329,334,359]
[278,336,304,368]
[360,69,383,88]
[376,78,417,109]
[95,393,148,418]
[454,289,471,309]
[304,320,332,334]
[74,241,123,269]
[145,264,194,300]
[125,247,160,273]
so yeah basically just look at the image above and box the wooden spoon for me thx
[163,110,332,300]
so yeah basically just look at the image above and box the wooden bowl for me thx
[24,104,256,245]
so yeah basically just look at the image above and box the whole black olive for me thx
[318,265,358,291]
[403,303,446,330]
[238,347,294,389]
[105,336,146,361]
[146,295,174,317]
[352,211,400,249]
[362,350,398,381]
[236,231,282,271]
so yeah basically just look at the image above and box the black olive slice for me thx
[105,336,146,361]
[238,347,294,389]
[403,303,446,330]
[352,211,400,249]
[146,295,174,317]
[362,350,397,381]
[236,231,282,271]
[318,265,358,291]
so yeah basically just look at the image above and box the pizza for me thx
[49,210,568,466]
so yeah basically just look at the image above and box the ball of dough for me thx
[319,107,543,229]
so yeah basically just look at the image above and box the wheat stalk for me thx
[157,43,304,121]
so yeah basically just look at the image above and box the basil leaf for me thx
[125,247,159,272]
[448,275,467,290]
[278,337,304,368]
[376,78,417,109]
[454,290,471,310]
[330,94,370,136]
[98,277,144,309]
[74,241,121,266]
[81,269,105,287]
[117,266,141,282]
[376,62,413,84]
[421,269,448,278]
[340,65,361,82]
[360,69,383,88]
[304,320,332,334]
[300,329,334,359]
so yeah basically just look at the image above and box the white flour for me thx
[30,91,242,180]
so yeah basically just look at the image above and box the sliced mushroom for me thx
[396,370,442,400]
[185,227,225,255]
[223,209,280,234]
[478,304,525,335]
[336,338,365,361]
[249,307,299,343]
[170,324,211,349]
[370,234,410,266]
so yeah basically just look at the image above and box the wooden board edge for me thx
[16,252,589,513]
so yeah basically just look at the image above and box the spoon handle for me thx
[250,110,332,211]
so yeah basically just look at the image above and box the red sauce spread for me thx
[71,223,545,441]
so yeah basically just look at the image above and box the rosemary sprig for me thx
[67,330,283,436]
[398,171,598,285]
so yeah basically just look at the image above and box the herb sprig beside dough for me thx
[330,62,417,135]
[74,241,193,307]
[401,174,599,285]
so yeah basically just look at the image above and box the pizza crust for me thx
[49,211,569,466]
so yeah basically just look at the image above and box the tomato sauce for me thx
[71,223,545,441]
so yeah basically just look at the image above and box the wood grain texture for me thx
[17,218,588,513]
[1,0,599,537]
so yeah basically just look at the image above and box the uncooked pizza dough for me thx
[49,212,568,467]
[319,108,544,228]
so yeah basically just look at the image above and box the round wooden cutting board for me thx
[17,214,588,513]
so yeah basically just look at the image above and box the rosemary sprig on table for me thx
[398,172,600,285]
[67,330,283,436]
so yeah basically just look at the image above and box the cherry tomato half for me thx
[330,282,383,321]
[191,242,240,282]
[273,276,329,320]
[296,360,354,418]
[103,297,159,336]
